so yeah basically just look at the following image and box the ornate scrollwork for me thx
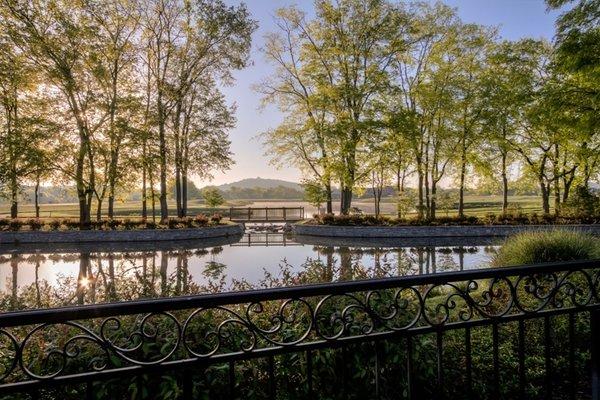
[1,265,599,387]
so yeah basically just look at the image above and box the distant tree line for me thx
[0,0,257,223]
[260,0,599,217]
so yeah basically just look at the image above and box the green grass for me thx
[0,199,228,219]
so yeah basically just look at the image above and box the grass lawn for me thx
[0,194,547,219]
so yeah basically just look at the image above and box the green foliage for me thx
[396,189,417,219]
[303,180,327,212]
[562,185,600,217]
[201,187,225,208]
[492,230,600,266]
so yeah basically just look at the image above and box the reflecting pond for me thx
[0,233,502,311]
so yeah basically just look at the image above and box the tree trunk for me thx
[430,182,437,220]
[149,168,157,223]
[424,141,430,219]
[554,178,561,216]
[107,193,115,219]
[501,152,508,214]
[339,182,345,213]
[175,166,182,218]
[34,177,40,218]
[540,178,550,214]
[10,175,18,219]
[341,187,353,214]
[182,144,189,217]
[562,174,575,202]
[96,199,103,221]
[553,144,560,216]
[416,163,424,219]
[157,90,169,222]
[142,153,147,219]
[325,181,332,214]
[458,136,467,219]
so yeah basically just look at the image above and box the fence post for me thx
[592,309,600,400]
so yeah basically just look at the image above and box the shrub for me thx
[482,212,496,225]
[28,218,43,231]
[492,230,600,267]
[527,212,540,224]
[48,219,61,231]
[563,185,600,217]
[145,220,157,229]
[194,214,209,226]
[0,218,9,228]
[95,219,109,230]
[122,218,136,230]
[210,213,222,224]
[167,218,180,229]
[107,219,121,230]
[62,219,80,230]
[319,213,335,225]
[8,219,22,231]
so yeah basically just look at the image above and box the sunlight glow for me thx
[79,277,90,288]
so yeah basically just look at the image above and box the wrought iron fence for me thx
[1,259,600,399]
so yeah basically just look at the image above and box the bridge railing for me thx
[230,233,302,247]
[1,259,600,398]
[229,207,305,222]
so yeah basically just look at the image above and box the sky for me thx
[197,0,562,188]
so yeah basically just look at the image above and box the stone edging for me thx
[292,223,600,238]
[0,223,244,244]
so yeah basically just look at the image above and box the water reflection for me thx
[0,234,500,311]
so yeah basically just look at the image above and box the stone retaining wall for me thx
[292,223,600,238]
[0,223,244,244]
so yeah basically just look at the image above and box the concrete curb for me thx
[0,223,244,244]
[292,224,600,238]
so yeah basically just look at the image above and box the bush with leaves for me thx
[562,185,600,217]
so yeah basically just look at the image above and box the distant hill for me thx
[216,178,301,191]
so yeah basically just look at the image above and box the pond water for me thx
[0,233,502,311]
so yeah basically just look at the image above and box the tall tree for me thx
[2,0,108,223]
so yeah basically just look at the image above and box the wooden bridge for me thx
[229,207,305,223]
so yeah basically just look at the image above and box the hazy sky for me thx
[198,0,562,187]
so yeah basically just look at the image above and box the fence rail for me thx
[228,207,305,222]
[1,259,600,398]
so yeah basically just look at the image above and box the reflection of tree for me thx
[35,255,41,307]
[0,250,202,311]
[76,254,90,305]
[0,244,489,311]
[11,254,18,309]
[203,261,227,280]
[338,247,353,281]
[160,251,168,296]
[210,246,223,255]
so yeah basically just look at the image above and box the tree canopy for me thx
[260,0,600,216]
[0,0,256,223]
